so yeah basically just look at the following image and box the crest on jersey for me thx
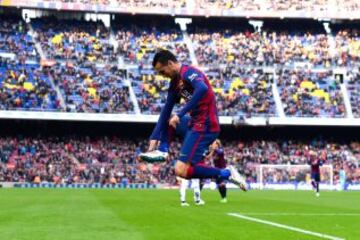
[188,73,198,82]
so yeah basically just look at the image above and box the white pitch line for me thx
[228,213,345,240]
[234,213,360,216]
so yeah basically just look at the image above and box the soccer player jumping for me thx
[140,49,247,191]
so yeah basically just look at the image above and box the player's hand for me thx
[148,140,159,151]
[169,115,180,129]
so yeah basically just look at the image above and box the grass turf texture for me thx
[0,189,359,240]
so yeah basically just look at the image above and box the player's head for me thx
[152,49,180,79]
[210,139,222,150]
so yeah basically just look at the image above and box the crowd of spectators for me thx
[333,29,360,67]
[346,68,360,118]
[129,69,169,114]
[213,67,276,116]
[0,58,60,111]
[277,68,345,117]
[0,135,358,185]
[33,17,116,65]
[51,63,133,113]
[0,15,359,117]
[0,15,37,62]
[190,29,333,68]
[115,25,191,66]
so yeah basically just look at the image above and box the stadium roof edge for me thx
[1,1,360,20]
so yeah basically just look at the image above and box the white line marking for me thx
[228,213,345,240]
[234,213,360,216]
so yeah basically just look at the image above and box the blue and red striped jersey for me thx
[172,64,220,132]
[150,64,220,140]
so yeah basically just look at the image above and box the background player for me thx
[204,139,229,203]
[308,153,323,197]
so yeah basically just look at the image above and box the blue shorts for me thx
[176,116,219,165]
[311,173,320,182]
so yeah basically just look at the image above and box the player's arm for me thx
[149,91,176,144]
[204,148,214,160]
[176,71,208,118]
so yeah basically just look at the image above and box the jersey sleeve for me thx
[150,90,176,140]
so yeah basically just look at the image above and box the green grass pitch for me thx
[0,189,359,240]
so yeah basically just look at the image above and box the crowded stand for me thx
[0,15,38,62]
[32,17,116,64]
[190,20,332,68]
[277,68,345,117]
[346,68,360,118]
[52,63,133,113]
[208,67,276,116]
[0,59,60,111]
[114,16,191,66]
[0,13,359,117]
[129,69,169,114]
[332,25,360,67]
[0,135,358,184]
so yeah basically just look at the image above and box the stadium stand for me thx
[0,59,60,111]
[0,14,38,62]
[277,68,346,117]
[0,135,358,184]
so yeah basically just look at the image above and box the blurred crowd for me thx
[0,136,359,185]
[0,59,60,111]
[277,68,345,117]
[191,27,360,68]
[0,16,37,62]
[0,16,359,118]
[347,68,360,118]
[52,63,134,113]
[33,17,116,65]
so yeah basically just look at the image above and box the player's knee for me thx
[175,161,189,178]
[175,166,187,178]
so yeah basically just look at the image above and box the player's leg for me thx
[179,177,190,206]
[310,173,316,190]
[191,179,205,205]
[174,130,246,190]
[157,115,190,149]
[174,130,225,179]
[217,178,227,203]
[315,173,320,197]
[139,116,190,162]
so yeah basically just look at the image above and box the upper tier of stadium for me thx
[0,12,359,123]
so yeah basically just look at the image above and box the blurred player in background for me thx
[308,153,323,197]
[177,177,205,206]
[204,139,229,203]
[339,165,346,191]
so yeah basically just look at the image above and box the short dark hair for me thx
[152,49,177,67]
